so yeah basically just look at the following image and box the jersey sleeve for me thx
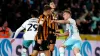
[66,19,76,31]
[13,27,24,39]
[68,18,76,24]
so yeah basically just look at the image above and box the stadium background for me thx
[0,0,100,56]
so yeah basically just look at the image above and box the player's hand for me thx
[51,20,55,23]
[55,33,62,37]
[37,39,42,44]
[11,39,15,43]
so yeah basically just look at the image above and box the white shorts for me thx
[63,37,82,50]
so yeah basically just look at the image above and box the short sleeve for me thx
[68,18,76,24]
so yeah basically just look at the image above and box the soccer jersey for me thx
[66,18,81,40]
[21,18,38,40]
[37,14,48,40]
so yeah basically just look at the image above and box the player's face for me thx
[47,9,52,15]
[63,12,70,20]
[50,2,56,9]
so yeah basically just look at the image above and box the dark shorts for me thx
[33,40,49,51]
[47,34,56,44]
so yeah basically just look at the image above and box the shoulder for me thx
[68,18,76,24]
[38,14,45,21]
[39,14,44,19]
[23,19,29,23]
[33,18,39,21]
[29,18,38,21]
[21,20,29,27]
[68,18,75,21]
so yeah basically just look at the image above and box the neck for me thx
[31,15,35,18]
[68,16,71,19]
[51,9,55,13]
[32,17,35,18]
[43,11,48,16]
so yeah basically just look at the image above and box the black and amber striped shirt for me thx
[36,14,58,40]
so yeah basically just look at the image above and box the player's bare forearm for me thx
[55,33,64,37]
[51,20,69,24]
[55,32,69,37]
[54,20,65,24]
[61,32,69,36]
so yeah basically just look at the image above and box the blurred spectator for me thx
[76,5,92,34]
[85,0,92,11]
[71,3,80,19]
[0,0,100,34]
[77,5,88,23]
[93,21,100,34]
[0,21,13,38]
[91,10,100,30]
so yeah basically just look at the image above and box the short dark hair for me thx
[63,9,71,15]
[49,1,54,4]
[31,10,39,17]
[44,5,51,11]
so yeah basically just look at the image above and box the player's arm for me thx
[11,26,24,43]
[37,25,43,39]
[13,20,27,39]
[36,25,43,44]
[39,18,45,26]
[13,27,24,39]
[51,20,70,24]
[11,20,27,43]
[37,18,45,39]
[55,31,69,37]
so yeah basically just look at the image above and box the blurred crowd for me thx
[0,0,100,34]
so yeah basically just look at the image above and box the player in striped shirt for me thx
[31,5,52,56]
[48,2,58,56]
